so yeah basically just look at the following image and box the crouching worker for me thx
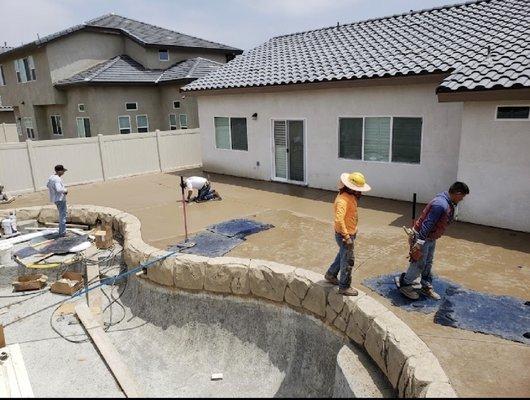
[325,172,371,296]
[0,185,14,204]
[184,176,222,203]
[397,182,469,300]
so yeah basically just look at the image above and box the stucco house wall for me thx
[159,85,198,130]
[456,100,530,232]
[197,82,463,203]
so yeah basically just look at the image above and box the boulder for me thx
[249,260,294,302]
[174,254,207,291]
[205,257,250,295]
[146,250,175,287]
[345,296,388,346]
[398,353,450,398]
[284,287,302,307]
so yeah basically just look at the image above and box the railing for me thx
[0,129,201,195]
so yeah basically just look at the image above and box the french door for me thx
[272,119,305,183]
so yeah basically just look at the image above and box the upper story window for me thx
[14,56,36,83]
[50,115,63,136]
[125,102,138,111]
[159,49,169,61]
[0,65,5,86]
[118,115,131,134]
[173,101,180,109]
[179,114,188,129]
[78,104,86,112]
[496,106,530,120]
[23,117,36,139]
[136,115,149,133]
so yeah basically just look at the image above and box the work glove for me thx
[409,242,423,262]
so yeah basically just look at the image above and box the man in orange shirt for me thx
[325,172,371,296]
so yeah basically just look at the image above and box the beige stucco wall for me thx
[47,30,125,83]
[197,82,464,203]
[159,85,198,130]
[456,100,530,232]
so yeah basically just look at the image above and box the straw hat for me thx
[339,172,371,192]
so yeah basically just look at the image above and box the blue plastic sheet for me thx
[362,272,458,314]
[435,286,530,344]
[169,231,244,258]
[363,272,530,344]
[207,219,273,238]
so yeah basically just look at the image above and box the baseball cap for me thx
[54,165,67,172]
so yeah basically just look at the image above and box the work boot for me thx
[399,285,420,300]
[421,286,441,300]
[338,287,358,296]
[324,273,339,285]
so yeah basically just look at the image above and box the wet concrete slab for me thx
[2,171,530,397]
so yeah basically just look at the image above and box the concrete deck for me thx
[2,171,529,397]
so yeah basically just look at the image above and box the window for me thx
[118,116,131,134]
[76,117,91,137]
[50,115,63,136]
[23,117,36,139]
[14,56,36,83]
[214,117,248,151]
[169,114,178,130]
[125,102,138,111]
[159,49,169,61]
[392,118,422,163]
[173,101,180,109]
[16,118,22,136]
[0,65,5,86]
[338,116,422,164]
[338,118,363,160]
[496,106,530,120]
[179,114,188,129]
[136,115,149,133]
[78,104,86,112]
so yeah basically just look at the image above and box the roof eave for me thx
[437,86,530,102]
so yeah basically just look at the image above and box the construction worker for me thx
[0,185,14,204]
[397,182,470,300]
[184,176,221,203]
[325,172,371,296]
[47,165,68,237]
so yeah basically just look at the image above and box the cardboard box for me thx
[95,224,113,250]
[12,274,48,292]
[50,271,84,295]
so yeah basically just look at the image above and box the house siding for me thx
[197,82,463,204]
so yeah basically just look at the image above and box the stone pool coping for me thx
[2,205,457,398]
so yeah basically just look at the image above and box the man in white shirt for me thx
[184,176,221,203]
[47,165,68,236]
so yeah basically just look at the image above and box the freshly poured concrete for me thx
[112,278,393,398]
[3,171,530,397]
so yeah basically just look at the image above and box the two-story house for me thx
[0,14,242,140]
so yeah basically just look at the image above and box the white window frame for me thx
[179,114,188,129]
[336,115,423,165]
[169,114,178,130]
[270,118,307,186]
[0,65,5,86]
[50,115,63,136]
[159,49,169,62]
[118,115,132,134]
[136,114,149,133]
[173,100,181,109]
[76,117,91,137]
[78,103,86,113]
[125,102,138,111]
[22,117,36,140]
[14,56,36,83]
[494,105,530,121]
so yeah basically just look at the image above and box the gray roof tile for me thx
[183,0,530,93]
[55,55,222,86]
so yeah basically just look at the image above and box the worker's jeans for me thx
[403,239,436,288]
[55,200,67,236]
[197,183,215,201]
[327,233,355,289]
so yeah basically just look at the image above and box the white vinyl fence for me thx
[0,129,201,195]
[0,123,19,143]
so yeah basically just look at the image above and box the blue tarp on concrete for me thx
[435,286,530,344]
[207,219,273,238]
[169,231,244,258]
[362,272,459,314]
[363,272,530,344]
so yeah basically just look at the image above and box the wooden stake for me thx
[0,325,5,348]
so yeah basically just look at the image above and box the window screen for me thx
[496,106,530,119]
[179,114,188,129]
[339,118,363,159]
[136,115,149,133]
[169,114,177,130]
[51,115,63,135]
[392,117,422,163]
[364,117,390,161]
[118,116,131,134]
[230,118,248,151]
[214,117,230,149]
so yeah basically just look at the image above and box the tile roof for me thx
[55,55,223,86]
[183,0,530,93]
[0,14,241,59]
[0,46,13,54]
